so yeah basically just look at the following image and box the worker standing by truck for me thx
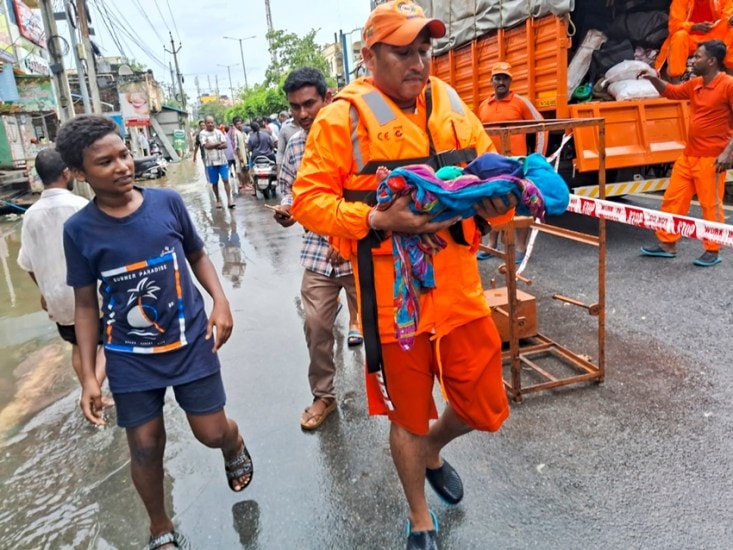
[476,61,545,263]
[640,40,733,266]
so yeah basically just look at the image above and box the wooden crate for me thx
[484,287,537,342]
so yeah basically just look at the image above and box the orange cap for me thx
[362,1,446,49]
[491,62,512,78]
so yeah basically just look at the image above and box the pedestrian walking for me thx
[273,67,362,431]
[290,2,517,548]
[56,115,253,549]
[17,147,110,406]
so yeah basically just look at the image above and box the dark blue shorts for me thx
[56,322,104,346]
[113,371,226,428]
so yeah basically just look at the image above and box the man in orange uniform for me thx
[641,40,733,266]
[291,2,516,549]
[476,61,545,262]
[656,0,733,80]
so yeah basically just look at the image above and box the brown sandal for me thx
[300,397,337,431]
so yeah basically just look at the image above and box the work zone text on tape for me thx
[568,195,733,248]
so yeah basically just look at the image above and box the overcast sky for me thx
[80,0,372,98]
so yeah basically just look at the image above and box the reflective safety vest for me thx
[335,77,496,372]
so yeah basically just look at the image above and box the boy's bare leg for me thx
[212,183,222,207]
[126,417,174,539]
[187,409,251,490]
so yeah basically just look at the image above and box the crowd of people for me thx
[14,1,733,549]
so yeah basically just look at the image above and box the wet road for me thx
[0,162,731,549]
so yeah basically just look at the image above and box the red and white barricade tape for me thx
[568,195,733,248]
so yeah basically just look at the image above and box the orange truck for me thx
[417,0,705,196]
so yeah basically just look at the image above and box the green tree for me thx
[264,29,332,86]
[225,29,336,122]
[197,101,229,123]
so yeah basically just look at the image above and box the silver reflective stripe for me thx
[350,105,365,172]
[516,94,547,153]
[362,91,396,125]
[445,85,465,116]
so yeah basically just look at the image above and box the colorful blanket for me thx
[376,158,545,350]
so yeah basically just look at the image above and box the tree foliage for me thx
[263,29,332,86]
[223,28,337,122]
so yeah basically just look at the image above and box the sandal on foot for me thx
[693,251,721,267]
[300,397,337,431]
[148,530,180,549]
[347,329,363,347]
[224,438,253,492]
[406,511,439,550]
[426,459,464,505]
[640,244,676,258]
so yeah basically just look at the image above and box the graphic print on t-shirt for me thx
[100,248,187,353]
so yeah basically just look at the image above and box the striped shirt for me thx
[278,129,353,278]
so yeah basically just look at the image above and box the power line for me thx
[165,0,181,42]
[98,0,167,69]
[129,0,165,44]
[91,0,127,57]
[152,0,172,35]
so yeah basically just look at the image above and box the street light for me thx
[217,63,239,102]
[223,35,256,89]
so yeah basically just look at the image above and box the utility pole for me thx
[169,62,176,97]
[165,32,192,152]
[223,35,255,89]
[165,33,186,111]
[39,0,74,121]
[217,63,237,103]
[264,0,276,64]
[76,0,102,113]
[215,74,220,99]
[65,2,91,113]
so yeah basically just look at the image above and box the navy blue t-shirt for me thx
[64,187,220,393]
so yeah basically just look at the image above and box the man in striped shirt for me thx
[273,67,362,431]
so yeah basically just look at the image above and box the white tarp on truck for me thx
[417,0,575,55]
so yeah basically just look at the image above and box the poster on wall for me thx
[118,80,151,127]
[12,0,46,48]
[0,11,16,63]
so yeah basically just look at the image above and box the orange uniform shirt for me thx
[292,78,513,344]
[477,92,538,156]
[663,72,733,157]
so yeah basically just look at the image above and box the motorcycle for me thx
[251,155,277,199]
[134,153,168,180]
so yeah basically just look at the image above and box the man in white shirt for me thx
[199,115,235,208]
[17,147,109,403]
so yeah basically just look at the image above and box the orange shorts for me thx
[365,316,510,435]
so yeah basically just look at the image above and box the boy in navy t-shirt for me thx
[57,115,252,549]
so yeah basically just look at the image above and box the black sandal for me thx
[224,438,253,492]
[148,530,180,549]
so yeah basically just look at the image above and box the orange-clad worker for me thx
[641,40,733,267]
[656,0,733,79]
[290,2,517,549]
[476,61,546,262]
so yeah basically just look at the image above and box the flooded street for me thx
[1,162,732,549]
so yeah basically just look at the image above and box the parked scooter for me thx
[251,155,277,199]
[134,153,168,179]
